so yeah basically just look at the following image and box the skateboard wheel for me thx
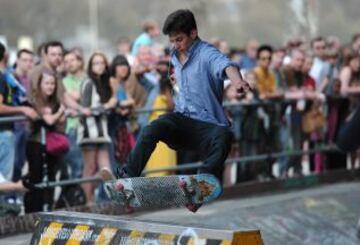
[125,206,135,214]
[115,182,124,192]
[178,180,187,189]
[185,204,197,213]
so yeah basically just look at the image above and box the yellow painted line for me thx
[233,231,264,245]
[128,230,145,245]
[66,225,90,245]
[39,222,63,245]
[129,230,145,238]
[219,240,232,245]
[187,238,195,245]
[158,233,177,243]
[95,227,118,245]
[187,238,210,245]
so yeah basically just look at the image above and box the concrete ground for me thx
[2,181,360,245]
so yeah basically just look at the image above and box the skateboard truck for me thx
[178,179,201,213]
[114,182,135,214]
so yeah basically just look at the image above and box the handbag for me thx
[46,131,70,156]
[302,106,326,134]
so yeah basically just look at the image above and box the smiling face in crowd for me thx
[40,73,56,98]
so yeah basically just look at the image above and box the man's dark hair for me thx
[162,9,197,35]
[0,42,5,61]
[44,41,64,54]
[256,45,273,59]
[17,49,34,58]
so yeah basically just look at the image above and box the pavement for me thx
[2,181,360,245]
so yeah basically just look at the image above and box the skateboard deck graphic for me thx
[101,170,222,212]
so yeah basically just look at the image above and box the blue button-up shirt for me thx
[171,39,237,127]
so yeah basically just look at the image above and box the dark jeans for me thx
[13,123,28,181]
[289,110,303,174]
[337,102,360,152]
[122,112,233,182]
[24,141,61,213]
[63,128,83,179]
[176,150,201,175]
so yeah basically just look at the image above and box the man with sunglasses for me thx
[117,9,250,192]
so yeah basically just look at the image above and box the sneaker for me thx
[115,167,130,179]
[99,168,115,181]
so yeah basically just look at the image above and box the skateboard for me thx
[99,168,222,213]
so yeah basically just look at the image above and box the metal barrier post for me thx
[40,126,50,212]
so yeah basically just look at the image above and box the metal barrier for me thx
[0,98,348,205]
[32,145,338,189]
[31,211,264,245]
[142,144,338,175]
[0,95,343,123]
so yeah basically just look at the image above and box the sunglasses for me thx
[260,56,271,61]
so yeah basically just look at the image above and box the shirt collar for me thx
[187,38,201,56]
[67,72,86,81]
[171,38,201,58]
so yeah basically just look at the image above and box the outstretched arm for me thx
[206,46,251,97]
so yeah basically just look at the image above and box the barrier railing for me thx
[0,98,347,207]
[0,94,346,124]
[31,144,338,189]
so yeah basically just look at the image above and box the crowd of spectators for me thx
[0,19,359,214]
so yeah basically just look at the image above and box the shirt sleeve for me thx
[80,80,93,107]
[207,45,239,81]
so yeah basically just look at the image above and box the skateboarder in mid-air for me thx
[115,9,250,207]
